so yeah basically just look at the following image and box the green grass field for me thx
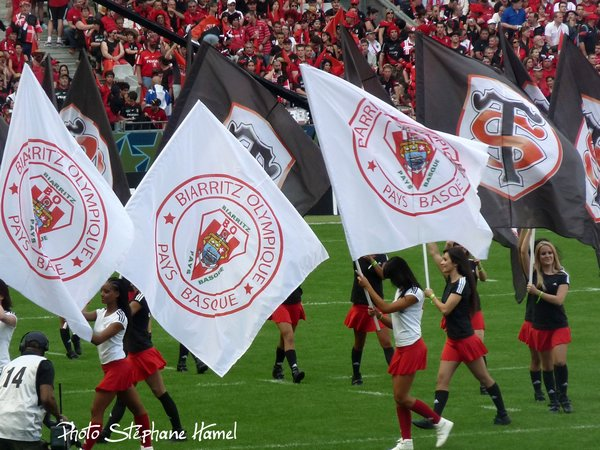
[7,216,600,449]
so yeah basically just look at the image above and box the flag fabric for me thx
[324,7,345,44]
[42,54,58,110]
[339,26,394,106]
[160,42,329,216]
[0,118,8,164]
[61,52,130,205]
[498,26,549,112]
[416,33,587,240]
[301,64,493,259]
[492,227,527,301]
[549,39,600,254]
[0,66,134,340]
[119,101,328,377]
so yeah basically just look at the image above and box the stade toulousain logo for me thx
[458,75,562,200]
[576,95,600,222]
[224,103,295,188]
[349,99,471,216]
[61,105,113,187]
[155,174,283,318]
[1,139,108,280]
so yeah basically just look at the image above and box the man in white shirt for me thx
[544,12,569,47]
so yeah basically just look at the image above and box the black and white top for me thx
[441,276,474,340]
[391,286,424,347]
[94,308,128,364]
[531,270,569,331]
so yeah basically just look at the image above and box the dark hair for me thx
[106,277,131,321]
[383,256,422,294]
[444,247,480,313]
[0,279,12,311]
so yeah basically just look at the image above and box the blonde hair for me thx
[533,240,562,290]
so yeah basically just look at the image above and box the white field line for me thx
[214,424,600,450]
[305,287,600,306]
[352,390,389,397]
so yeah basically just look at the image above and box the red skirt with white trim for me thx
[388,338,428,376]
[128,347,167,383]
[96,358,135,392]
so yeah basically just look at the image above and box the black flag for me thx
[498,26,549,112]
[161,42,330,216]
[549,39,600,260]
[339,26,393,106]
[416,33,587,239]
[42,53,58,110]
[0,117,8,165]
[61,52,130,204]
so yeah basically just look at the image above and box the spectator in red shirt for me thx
[143,98,168,128]
[63,0,95,53]
[8,42,28,77]
[244,11,270,64]
[135,31,163,89]
[13,1,43,57]
[0,28,17,59]
[184,0,205,26]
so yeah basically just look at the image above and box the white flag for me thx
[301,64,492,259]
[0,66,134,340]
[120,101,328,377]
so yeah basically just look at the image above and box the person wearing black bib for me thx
[415,247,511,429]
[519,230,572,413]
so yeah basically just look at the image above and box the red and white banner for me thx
[0,66,134,340]
[301,64,492,259]
[119,101,327,377]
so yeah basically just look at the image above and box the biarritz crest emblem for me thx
[349,99,471,216]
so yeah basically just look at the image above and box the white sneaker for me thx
[434,417,453,447]
[391,438,414,450]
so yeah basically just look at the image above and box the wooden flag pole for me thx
[354,260,381,331]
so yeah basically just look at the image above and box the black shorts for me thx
[49,5,68,22]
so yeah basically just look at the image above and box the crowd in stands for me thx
[0,0,599,126]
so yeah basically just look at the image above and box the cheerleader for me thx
[270,286,306,383]
[519,230,572,413]
[81,277,152,450]
[344,254,394,385]
[415,247,511,428]
[357,257,453,450]
[98,284,186,442]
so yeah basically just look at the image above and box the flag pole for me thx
[422,243,430,288]
[354,260,381,331]
[528,229,536,282]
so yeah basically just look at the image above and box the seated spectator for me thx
[143,97,167,128]
[63,0,95,54]
[54,73,70,110]
[120,90,144,129]
[8,42,27,77]
[144,69,172,116]
[100,29,126,72]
